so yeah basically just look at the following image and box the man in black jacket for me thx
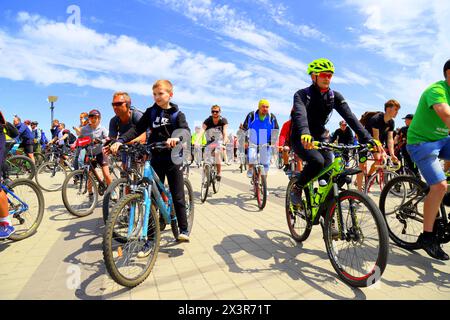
[110,80,191,249]
[290,58,382,193]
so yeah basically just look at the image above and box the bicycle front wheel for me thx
[255,169,267,210]
[62,170,98,217]
[324,190,389,287]
[103,193,160,288]
[6,155,36,180]
[8,179,45,241]
[35,161,67,192]
[379,175,426,250]
[200,165,210,203]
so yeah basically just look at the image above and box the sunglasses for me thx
[318,72,333,79]
[212,110,220,114]
[112,102,125,107]
[88,115,98,118]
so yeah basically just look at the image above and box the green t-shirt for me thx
[407,80,450,145]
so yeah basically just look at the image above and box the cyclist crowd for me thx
[1,58,450,265]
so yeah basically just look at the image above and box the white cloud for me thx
[0,11,303,116]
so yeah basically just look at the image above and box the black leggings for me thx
[292,139,333,187]
[151,155,188,231]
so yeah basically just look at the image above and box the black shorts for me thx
[20,143,34,154]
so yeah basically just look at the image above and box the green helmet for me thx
[307,58,335,75]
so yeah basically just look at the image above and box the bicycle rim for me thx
[200,166,210,203]
[324,191,389,287]
[285,179,311,242]
[379,175,426,249]
[62,170,98,217]
[103,193,160,288]
[36,161,67,192]
[8,179,45,241]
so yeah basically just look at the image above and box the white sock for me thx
[0,217,11,226]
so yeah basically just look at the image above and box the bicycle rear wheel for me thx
[6,155,36,180]
[62,169,98,217]
[285,178,312,242]
[364,170,398,196]
[35,161,67,192]
[379,175,426,250]
[103,193,160,288]
[200,165,210,203]
[324,190,389,287]
[103,178,128,223]
[212,171,220,194]
[7,179,45,241]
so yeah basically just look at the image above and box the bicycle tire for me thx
[35,161,67,192]
[256,169,267,210]
[324,189,389,287]
[364,170,398,194]
[6,155,36,180]
[8,179,45,241]
[379,175,427,250]
[61,169,98,217]
[103,178,128,223]
[285,177,312,242]
[34,153,46,168]
[212,171,220,194]
[103,193,160,288]
[184,178,195,234]
[200,165,210,203]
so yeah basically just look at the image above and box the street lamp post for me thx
[48,96,58,127]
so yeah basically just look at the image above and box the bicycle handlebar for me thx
[313,141,375,153]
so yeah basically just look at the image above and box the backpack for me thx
[2,122,19,140]
[114,107,144,134]
[359,111,382,128]
[68,131,77,144]
[246,111,277,128]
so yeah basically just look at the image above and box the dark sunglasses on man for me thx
[112,102,125,107]
[212,110,220,114]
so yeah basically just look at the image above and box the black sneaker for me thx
[417,233,450,261]
[216,175,221,182]
[283,164,290,172]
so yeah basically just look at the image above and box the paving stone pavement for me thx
[1,163,450,300]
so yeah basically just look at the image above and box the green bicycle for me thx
[285,142,389,287]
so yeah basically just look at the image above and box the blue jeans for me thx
[406,136,450,186]
[73,148,86,170]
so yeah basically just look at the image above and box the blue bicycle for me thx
[102,142,194,287]
[1,178,45,241]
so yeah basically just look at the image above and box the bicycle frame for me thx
[1,184,28,216]
[303,156,346,225]
[129,160,175,240]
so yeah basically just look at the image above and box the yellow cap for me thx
[258,99,270,108]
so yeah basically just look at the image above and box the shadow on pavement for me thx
[57,215,185,299]
[213,229,366,300]
[204,193,262,212]
[378,243,450,289]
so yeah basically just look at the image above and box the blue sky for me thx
[0,0,449,134]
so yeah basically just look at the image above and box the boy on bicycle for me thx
[405,60,450,260]
[110,80,191,247]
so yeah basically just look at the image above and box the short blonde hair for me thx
[152,80,173,93]
[113,91,131,108]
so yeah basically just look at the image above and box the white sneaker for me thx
[137,240,154,258]
[177,231,190,242]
